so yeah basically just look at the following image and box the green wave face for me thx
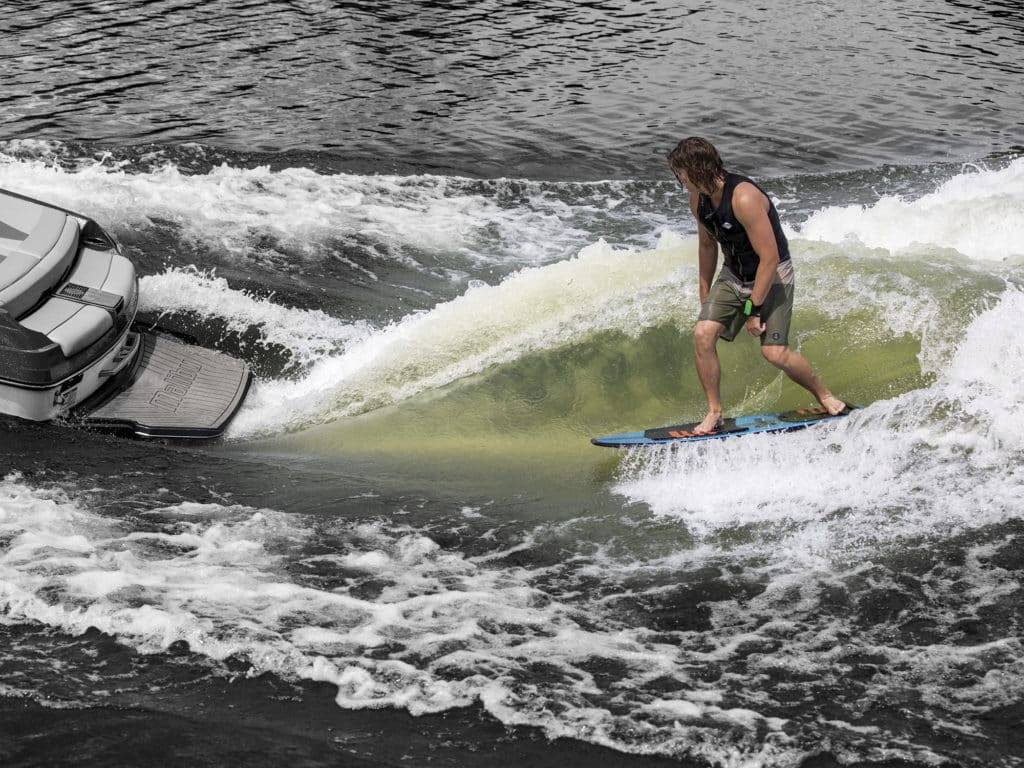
[280,237,1010,472]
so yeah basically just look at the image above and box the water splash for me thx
[797,157,1024,262]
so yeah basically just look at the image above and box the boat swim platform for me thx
[81,333,252,439]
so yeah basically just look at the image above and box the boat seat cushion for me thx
[19,297,113,358]
[0,210,81,318]
[64,250,136,299]
[0,199,66,258]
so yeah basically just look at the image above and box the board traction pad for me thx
[643,419,745,441]
[640,406,850,442]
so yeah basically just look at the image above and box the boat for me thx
[0,188,252,438]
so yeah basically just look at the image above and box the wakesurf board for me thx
[591,405,857,447]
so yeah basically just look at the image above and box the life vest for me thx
[697,172,790,282]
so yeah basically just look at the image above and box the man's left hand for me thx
[746,315,765,337]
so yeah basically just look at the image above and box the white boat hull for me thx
[1,188,252,438]
[0,325,137,422]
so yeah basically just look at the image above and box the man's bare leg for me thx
[693,320,727,432]
[761,345,846,414]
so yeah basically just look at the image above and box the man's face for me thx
[674,168,704,195]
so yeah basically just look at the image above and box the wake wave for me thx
[228,234,697,436]
[139,268,370,369]
[796,156,1024,261]
[614,287,1024,544]
[0,139,652,273]
[4,142,1021,440]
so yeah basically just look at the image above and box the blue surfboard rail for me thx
[591,405,858,447]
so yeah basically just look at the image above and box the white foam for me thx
[5,457,1023,766]
[138,267,371,368]
[797,157,1024,261]
[0,472,792,762]
[0,143,603,269]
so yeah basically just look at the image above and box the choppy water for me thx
[3,1,1024,767]
[6,0,1024,177]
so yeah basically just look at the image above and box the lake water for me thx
[2,1,1024,766]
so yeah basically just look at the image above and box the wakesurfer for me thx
[667,136,846,434]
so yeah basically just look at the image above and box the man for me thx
[667,136,846,434]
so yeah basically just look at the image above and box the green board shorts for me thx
[698,279,794,346]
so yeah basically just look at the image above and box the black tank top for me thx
[697,172,790,283]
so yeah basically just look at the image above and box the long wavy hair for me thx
[666,137,725,190]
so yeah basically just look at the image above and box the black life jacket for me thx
[697,172,790,282]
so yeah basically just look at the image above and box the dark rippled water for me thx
[3,2,1024,768]
[5,0,1023,177]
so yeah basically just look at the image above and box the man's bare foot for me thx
[819,394,847,416]
[695,410,724,434]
